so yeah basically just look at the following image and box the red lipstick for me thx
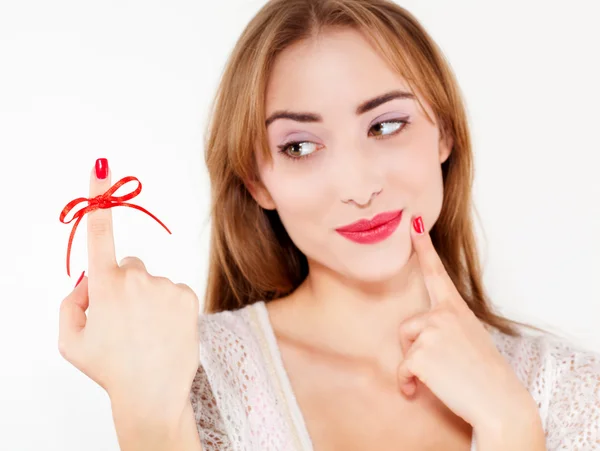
[335,209,403,244]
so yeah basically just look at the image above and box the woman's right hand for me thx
[58,159,201,426]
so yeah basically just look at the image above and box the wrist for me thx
[473,399,545,451]
[472,386,538,431]
[111,398,197,451]
[108,388,189,428]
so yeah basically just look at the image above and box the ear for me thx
[439,132,453,164]
[246,179,276,210]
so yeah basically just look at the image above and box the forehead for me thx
[265,28,428,119]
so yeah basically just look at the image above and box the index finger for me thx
[87,158,117,277]
[410,215,459,308]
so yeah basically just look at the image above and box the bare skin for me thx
[250,28,544,450]
[251,31,459,446]
[266,286,473,451]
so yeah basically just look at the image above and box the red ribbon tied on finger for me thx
[59,175,172,277]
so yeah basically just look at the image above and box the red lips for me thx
[335,210,403,244]
[336,210,403,232]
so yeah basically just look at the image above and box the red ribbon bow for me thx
[59,175,172,277]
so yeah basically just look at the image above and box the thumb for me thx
[58,273,89,360]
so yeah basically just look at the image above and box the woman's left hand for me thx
[396,215,541,435]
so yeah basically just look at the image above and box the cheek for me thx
[383,146,441,193]
[382,145,445,225]
[261,163,330,230]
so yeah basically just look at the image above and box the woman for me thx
[58,0,600,450]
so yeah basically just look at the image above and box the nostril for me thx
[343,188,382,207]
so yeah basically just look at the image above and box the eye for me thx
[276,117,411,161]
[368,118,410,139]
[276,141,319,160]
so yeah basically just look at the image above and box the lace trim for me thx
[248,303,309,450]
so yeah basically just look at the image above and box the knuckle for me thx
[152,276,176,293]
[119,255,138,265]
[89,218,111,236]
[116,269,198,312]
[152,277,195,306]
[398,320,413,338]
[444,301,461,316]
[175,284,199,310]
[176,282,191,292]
[184,291,200,312]
[153,275,171,285]
[422,263,439,279]
[396,364,407,381]
[418,329,437,347]
[57,338,70,360]
[397,322,406,336]
[123,264,146,277]
[176,283,196,299]
[431,307,454,325]
[121,265,149,286]
[119,256,145,269]
[405,354,419,373]
[431,261,446,277]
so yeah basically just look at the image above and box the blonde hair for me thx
[203,0,549,337]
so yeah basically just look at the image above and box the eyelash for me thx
[276,118,412,162]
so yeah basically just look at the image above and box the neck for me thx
[287,250,432,369]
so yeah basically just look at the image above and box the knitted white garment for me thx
[189,301,600,450]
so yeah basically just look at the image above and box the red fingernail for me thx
[413,216,424,234]
[95,158,108,180]
[74,270,85,288]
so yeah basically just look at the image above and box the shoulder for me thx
[489,327,600,448]
[198,302,259,345]
[197,301,267,373]
[193,302,297,449]
[541,333,600,383]
[539,334,600,448]
[488,325,600,379]
[190,302,275,449]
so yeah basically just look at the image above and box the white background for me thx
[0,1,598,450]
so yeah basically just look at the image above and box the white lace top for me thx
[189,300,600,450]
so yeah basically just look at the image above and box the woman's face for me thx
[254,28,452,283]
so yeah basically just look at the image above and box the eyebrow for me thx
[265,89,416,128]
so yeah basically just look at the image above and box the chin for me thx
[334,238,414,284]
[342,255,410,283]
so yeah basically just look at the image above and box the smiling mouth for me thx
[335,210,403,244]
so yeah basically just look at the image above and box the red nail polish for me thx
[413,216,424,234]
[95,158,108,180]
[74,270,85,288]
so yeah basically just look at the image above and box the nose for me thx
[335,147,384,208]
[343,188,381,208]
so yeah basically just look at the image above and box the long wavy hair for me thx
[202,0,548,337]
